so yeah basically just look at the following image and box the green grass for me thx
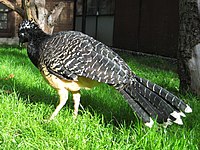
[0,46,199,150]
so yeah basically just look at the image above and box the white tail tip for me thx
[170,111,184,125]
[179,111,186,117]
[145,118,154,128]
[163,118,173,128]
[173,117,183,125]
[170,111,181,119]
[185,104,192,113]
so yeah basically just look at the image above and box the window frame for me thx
[0,4,15,38]
[76,0,115,16]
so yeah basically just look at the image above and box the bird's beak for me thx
[19,38,23,47]
[19,42,22,48]
[18,38,27,50]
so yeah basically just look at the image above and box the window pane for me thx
[0,21,7,29]
[0,13,7,21]
[0,3,9,12]
[76,0,115,16]
[0,13,7,29]
[99,0,115,15]
[87,0,97,15]
[76,0,83,15]
[0,4,8,29]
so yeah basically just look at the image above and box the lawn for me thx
[0,46,199,150]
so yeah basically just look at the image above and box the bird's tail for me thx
[119,75,192,128]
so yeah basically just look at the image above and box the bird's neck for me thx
[30,28,50,43]
[27,41,40,67]
[27,29,50,68]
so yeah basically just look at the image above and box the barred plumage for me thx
[18,20,192,128]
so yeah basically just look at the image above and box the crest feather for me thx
[19,20,39,30]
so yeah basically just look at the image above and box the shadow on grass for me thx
[1,76,137,128]
[0,76,56,105]
[0,77,136,127]
[0,47,57,106]
[79,89,137,127]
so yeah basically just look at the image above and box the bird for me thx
[18,20,192,128]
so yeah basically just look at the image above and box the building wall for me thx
[0,0,74,44]
[1,0,179,58]
[113,0,140,50]
[113,0,179,58]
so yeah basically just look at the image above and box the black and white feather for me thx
[18,20,192,128]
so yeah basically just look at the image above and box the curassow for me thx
[18,20,192,128]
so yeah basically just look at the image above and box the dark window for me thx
[98,0,115,15]
[76,0,83,15]
[87,0,97,15]
[0,3,15,37]
[76,0,115,16]
[75,0,115,45]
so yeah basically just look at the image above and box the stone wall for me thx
[0,37,18,45]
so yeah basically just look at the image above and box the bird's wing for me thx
[39,31,133,86]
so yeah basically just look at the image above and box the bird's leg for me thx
[49,88,69,120]
[72,91,81,118]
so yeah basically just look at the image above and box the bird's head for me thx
[18,20,40,45]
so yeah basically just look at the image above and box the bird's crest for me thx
[19,20,39,31]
